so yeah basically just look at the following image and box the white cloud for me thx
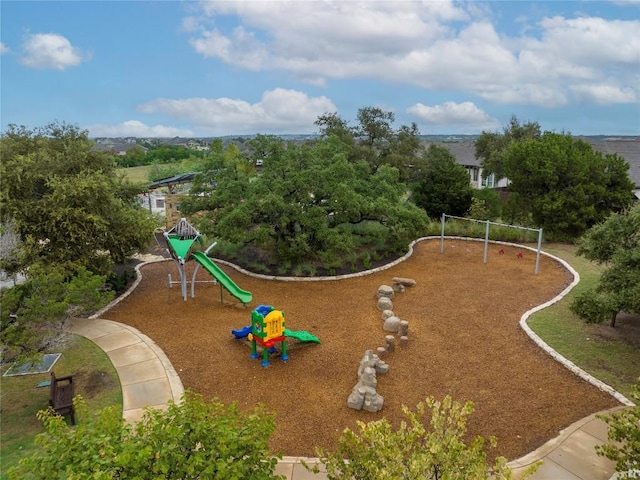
[20,33,90,70]
[407,101,500,132]
[137,88,337,135]
[186,2,640,108]
[570,84,637,105]
[0,42,10,55]
[528,16,639,68]
[86,120,195,138]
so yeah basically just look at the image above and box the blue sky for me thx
[1,1,639,137]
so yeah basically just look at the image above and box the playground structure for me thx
[164,218,252,304]
[232,305,320,367]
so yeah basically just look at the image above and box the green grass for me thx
[529,244,640,398]
[0,335,122,479]
[118,164,153,183]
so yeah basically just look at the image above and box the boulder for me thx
[362,390,384,412]
[393,277,416,287]
[377,297,393,311]
[381,309,394,320]
[348,350,389,412]
[383,315,401,333]
[376,285,394,299]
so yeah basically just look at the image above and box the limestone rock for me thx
[381,309,394,320]
[348,350,389,412]
[398,320,409,337]
[362,391,384,412]
[383,315,401,332]
[377,297,393,311]
[393,277,416,287]
[376,285,394,299]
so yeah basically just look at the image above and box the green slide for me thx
[190,251,253,304]
[284,329,321,343]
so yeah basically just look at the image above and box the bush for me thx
[470,189,502,221]
[570,288,617,325]
[1,268,114,364]
[307,395,538,480]
[106,268,136,295]
[596,381,640,479]
[9,391,282,480]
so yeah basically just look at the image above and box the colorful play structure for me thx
[164,218,252,304]
[232,305,320,367]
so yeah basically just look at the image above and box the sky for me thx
[1,1,639,138]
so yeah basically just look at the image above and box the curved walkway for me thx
[66,244,633,480]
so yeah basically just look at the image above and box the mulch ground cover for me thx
[103,238,620,460]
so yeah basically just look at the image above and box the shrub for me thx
[307,395,538,480]
[470,189,502,221]
[570,288,617,324]
[596,381,640,479]
[9,391,282,480]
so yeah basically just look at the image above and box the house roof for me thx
[580,138,640,190]
[92,143,148,153]
[429,138,640,188]
[147,172,198,189]
[427,142,480,167]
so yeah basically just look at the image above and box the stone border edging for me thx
[516,251,635,407]
[89,257,169,320]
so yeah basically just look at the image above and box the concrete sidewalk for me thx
[66,316,623,480]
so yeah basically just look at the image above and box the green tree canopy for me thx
[316,107,424,180]
[181,134,427,268]
[0,122,156,276]
[411,144,473,220]
[571,204,640,326]
[501,132,634,238]
[9,391,281,480]
[1,267,114,363]
[475,115,541,181]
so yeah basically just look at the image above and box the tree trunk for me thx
[610,311,618,328]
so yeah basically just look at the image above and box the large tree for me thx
[182,135,427,268]
[411,144,473,219]
[0,123,156,276]
[475,115,541,181]
[501,132,634,238]
[317,107,424,179]
[571,204,640,327]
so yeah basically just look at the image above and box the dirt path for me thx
[104,239,620,460]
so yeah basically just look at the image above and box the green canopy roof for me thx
[167,237,196,260]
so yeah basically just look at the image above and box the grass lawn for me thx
[0,334,122,480]
[529,243,640,398]
[118,164,152,183]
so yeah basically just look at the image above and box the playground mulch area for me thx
[103,238,620,460]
